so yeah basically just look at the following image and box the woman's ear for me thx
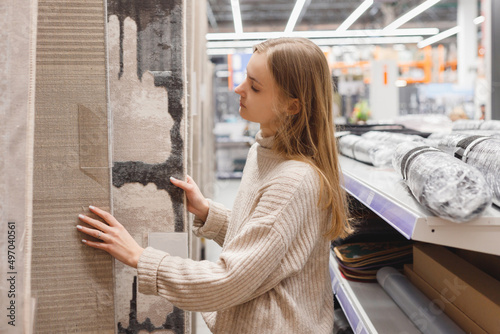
[287,98,300,115]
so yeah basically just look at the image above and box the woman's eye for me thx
[251,86,259,92]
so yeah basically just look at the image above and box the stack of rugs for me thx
[332,206,413,282]
[333,241,413,282]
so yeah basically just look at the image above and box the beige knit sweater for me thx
[137,131,334,333]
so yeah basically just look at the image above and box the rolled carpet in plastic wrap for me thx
[435,133,500,207]
[361,131,424,144]
[338,134,395,167]
[377,267,465,334]
[454,130,500,138]
[423,132,451,148]
[425,131,500,147]
[392,141,492,222]
[452,119,500,131]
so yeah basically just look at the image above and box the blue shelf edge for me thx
[343,173,417,239]
[330,255,369,334]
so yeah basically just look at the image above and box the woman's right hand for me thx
[170,175,209,222]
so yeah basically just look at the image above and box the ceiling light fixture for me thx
[336,0,374,32]
[417,26,460,48]
[284,0,308,33]
[315,36,423,46]
[206,2,218,30]
[207,36,423,50]
[206,28,439,41]
[473,15,485,25]
[383,0,441,31]
[416,15,483,48]
[230,0,243,35]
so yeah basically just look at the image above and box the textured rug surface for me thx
[12,0,190,332]
[0,0,36,332]
[31,0,115,332]
[108,1,188,333]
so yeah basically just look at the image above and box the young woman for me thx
[77,37,351,333]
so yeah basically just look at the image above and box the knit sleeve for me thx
[137,222,287,312]
[136,167,320,313]
[192,199,230,247]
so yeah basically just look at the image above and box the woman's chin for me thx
[239,109,249,121]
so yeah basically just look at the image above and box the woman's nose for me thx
[234,82,244,96]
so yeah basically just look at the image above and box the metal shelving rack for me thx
[329,155,500,333]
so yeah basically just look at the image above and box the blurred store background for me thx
[204,0,496,178]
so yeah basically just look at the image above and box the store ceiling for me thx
[207,0,459,33]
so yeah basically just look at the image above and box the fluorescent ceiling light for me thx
[417,26,460,48]
[207,32,284,41]
[314,36,423,46]
[285,0,308,33]
[231,0,243,35]
[207,40,266,49]
[207,36,423,50]
[206,2,218,29]
[206,28,439,41]
[473,15,485,25]
[376,28,439,36]
[337,0,374,32]
[384,0,441,31]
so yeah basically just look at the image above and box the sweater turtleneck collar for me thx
[255,130,275,149]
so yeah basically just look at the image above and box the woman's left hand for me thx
[77,206,144,268]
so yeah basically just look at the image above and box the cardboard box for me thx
[404,264,487,334]
[452,248,500,282]
[413,243,500,334]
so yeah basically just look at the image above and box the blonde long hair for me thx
[254,37,352,240]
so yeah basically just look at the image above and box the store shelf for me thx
[329,252,420,334]
[339,155,500,256]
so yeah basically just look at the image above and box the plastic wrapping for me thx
[338,134,395,167]
[394,114,453,133]
[361,131,425,144]
[392,141,492,222]
[377,267,465,334]
[453,130,500,138]
[452,119,500,131]
[434,133,500,207]
[425,130,500,146]
[424,131,452,147]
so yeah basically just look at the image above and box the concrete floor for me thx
[194,178,241,334]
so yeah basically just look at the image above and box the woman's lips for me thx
[240,101,245,108]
